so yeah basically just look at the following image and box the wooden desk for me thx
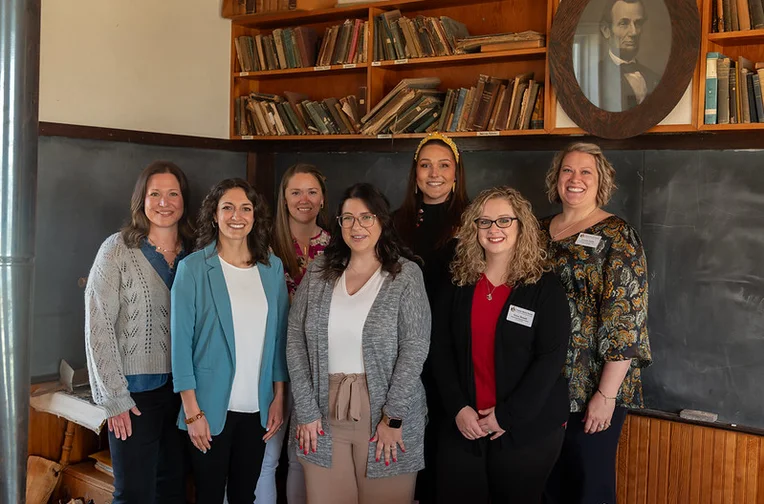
[58,462,114,504]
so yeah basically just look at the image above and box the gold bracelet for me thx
[597,389,617,401]
[185,411,205,425]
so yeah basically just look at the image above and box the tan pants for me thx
[300,373,416,504]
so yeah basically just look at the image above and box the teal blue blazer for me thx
[170,242,289,434]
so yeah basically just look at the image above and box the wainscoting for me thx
[616,413,764,504]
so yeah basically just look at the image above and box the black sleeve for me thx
[430,282,470,420]
[494,274,571,430]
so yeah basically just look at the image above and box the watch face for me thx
[388,418,402,429]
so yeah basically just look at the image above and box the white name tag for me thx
[507,305,535,327]
[575,233,602,248]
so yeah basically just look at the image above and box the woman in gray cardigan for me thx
[287,183,431,504]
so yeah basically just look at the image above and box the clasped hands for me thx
[455,405,505,441]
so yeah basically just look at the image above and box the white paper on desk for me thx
[30,389,108,435]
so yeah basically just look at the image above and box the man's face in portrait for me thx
[601,0,646,61]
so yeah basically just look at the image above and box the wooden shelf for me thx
[229,0,492,28]
[233,129,546,140]
[371,48,546,69]
[699,122,764,131]
[234,63,368,79]
[707,29,764,46]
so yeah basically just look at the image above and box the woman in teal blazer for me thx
[171,178,289,504]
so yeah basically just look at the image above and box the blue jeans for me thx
[254,392,306,504]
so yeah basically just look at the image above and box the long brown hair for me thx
[120,160,194,250]
[196,178,272,266]
[393,139,469,248]
[272,164,329,279]
[451,186,549,286]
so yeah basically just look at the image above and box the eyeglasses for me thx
[337,213,377,229]
[474,217,519,229]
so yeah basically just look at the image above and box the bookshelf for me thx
[225,0,764,140]
[225,0,552,139]
[698,0,764,129]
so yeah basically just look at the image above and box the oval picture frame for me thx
[549,0,701,139]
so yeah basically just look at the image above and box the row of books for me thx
[235,91,367,136]
[704,53,764,124]
[712,0,764,32]
[372,11,469,61]
[439,73,544,132]
[316,19,369,66]
[239,0,298,14]
[235,27,318,72]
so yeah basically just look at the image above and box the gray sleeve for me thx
[383,264,431,420]
[84,237,135,417]
[286,265,322,424]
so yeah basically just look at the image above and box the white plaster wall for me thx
[40,0,231,138]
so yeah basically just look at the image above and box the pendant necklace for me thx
[552,207,598,241]
[484,275,500,301]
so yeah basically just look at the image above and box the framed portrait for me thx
[550,0,700,139]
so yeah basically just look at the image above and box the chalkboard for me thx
[275,148,764,429]
[33,136,246,378]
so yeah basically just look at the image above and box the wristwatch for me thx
[383,413,402,429]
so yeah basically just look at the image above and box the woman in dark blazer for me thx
[431,186,571,503]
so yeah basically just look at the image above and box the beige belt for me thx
[333,373,364,422]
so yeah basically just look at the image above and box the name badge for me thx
[507,305,535,327]
[575,233,602,248]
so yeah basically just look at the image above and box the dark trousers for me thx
[188,410,267,504]
[436,423,565,504]
[544,407,628,504]
[108,380,186,504]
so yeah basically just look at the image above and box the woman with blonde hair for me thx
[541,143,651,504]
[431,186,571,503]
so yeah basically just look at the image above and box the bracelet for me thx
[597,389,617,401]
[185,411,205,425]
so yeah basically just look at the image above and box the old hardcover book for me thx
[717,57,731,124]
[480,39,545,52]
[530,86,545,130]
[506,72,533,130]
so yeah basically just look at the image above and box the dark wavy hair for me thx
[120,160,195,250]
[320,183,417,281]
[196,178,272,266]
[393,139,469,249]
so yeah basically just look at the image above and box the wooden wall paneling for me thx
[616,414,764,504]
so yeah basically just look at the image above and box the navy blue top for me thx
[125,239,188,394]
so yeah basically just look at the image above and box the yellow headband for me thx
[413,132,460,163]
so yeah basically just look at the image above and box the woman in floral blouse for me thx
[258,163,330,504]
[541,143,651,504]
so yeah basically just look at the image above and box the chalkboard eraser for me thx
[679,409,718,422]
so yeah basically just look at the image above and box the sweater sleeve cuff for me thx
[102,394,136,418]
[173,374,197,393]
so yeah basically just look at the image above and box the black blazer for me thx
[431,271,571,447]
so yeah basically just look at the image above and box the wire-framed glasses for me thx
[338,213,377,228]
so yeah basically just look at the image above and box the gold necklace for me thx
[552,207,598,241]
[148,237,179,254]
[484,275,501,301]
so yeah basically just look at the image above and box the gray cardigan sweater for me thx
[286,257,431,478]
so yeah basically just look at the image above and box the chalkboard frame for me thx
[549,0,701,139]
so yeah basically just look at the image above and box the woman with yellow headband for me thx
[393,132,469,504]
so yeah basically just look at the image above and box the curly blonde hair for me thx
[545,142,617,207]
[451,186,548,287]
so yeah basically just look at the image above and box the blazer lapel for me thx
[205,243,236,364]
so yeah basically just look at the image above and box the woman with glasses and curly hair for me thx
[431,186,571,503]
[541,143,651,504]
[287,183,431,504]
[171,178,289,503]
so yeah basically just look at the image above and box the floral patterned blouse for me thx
[285,228,331,298]
[540,215,652,412]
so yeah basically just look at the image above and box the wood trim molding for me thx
[39,122,764,152]
[38,122,251,152]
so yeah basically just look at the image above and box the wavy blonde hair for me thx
[545,142,617,207]
[451,186,548,287]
